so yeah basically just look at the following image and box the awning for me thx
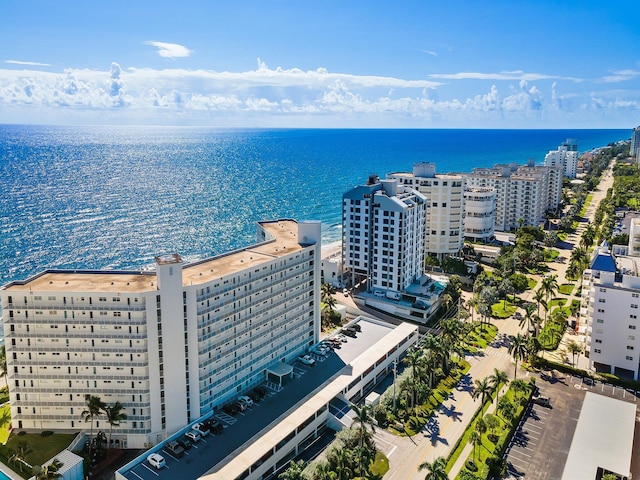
[266,363,293,378]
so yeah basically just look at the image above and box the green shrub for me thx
[41,431,53,437]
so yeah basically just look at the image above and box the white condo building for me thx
[463,161,562,231]
[388,163,464,260]
[544,138,579,179]
[463,187,496,242]
[0,219,321,447]
[581,239,640,381]
[342,176,427,293]
[631,126,640,161]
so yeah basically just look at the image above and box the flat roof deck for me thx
[561,392,636,479]
[117,318,417,480]
[3,220,305,293]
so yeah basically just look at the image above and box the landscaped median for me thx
[446,379,536,479]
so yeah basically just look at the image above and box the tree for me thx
[488,369,508,405]
[321,283,338,331]
[32,458,64,479]
[472,376,493,407]
[499,278,514,308]
[533,288,546,334]
[0,345,7,386]
[511,379,528,399]
[417,456,448,480]
[497,397,516,423]
[9,441,33,472]
[484,413,501,441]
[350,403,376,475]
[567,341,583,366]
[105,401,128,451]
[508,334,528,379]
[541,275,559,321]
[279,460,307,480]
[468,430,481,463]
[82,395,106,451]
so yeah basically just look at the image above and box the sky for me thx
[1,0,639,128]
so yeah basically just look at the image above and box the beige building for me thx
[0,219,321,448]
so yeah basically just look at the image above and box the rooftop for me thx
[2,220,306,294]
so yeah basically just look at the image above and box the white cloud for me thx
[417,49,438,57]
[599,69,640,83]
[144,41,192,58]
[430,70,582,82]
[0,60,637,128]
[6,60,52,67]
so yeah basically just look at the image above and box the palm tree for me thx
[541,275,559,323]
[567,341,583,366]
[32,458,64,479]
[468,430,481,463]
[508,334,528,379]
[9,441,33,472]
[349,403,376,475]
[82,395,105,450]
[329,448,353,480]
[311,460,337,480]
[488,369,508,405]
[279,459,306,480]
[105,401,128,451]
[472,376,493,407]
[417,456,448,480]
[403,347,424,406]
[533,288,546,328]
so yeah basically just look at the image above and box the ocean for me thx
[0,125,629,288]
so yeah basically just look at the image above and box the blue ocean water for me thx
[0,125,629,287]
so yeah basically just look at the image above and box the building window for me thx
[632,304,638,309]
[627,345,634,350]
[595,339,602,344]
[594,349,601,354]
[596,319,604,324]
[626,356,633,361]
[630,325,637,329]
[598,298,605,303]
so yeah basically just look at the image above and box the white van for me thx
[147,453,166,469]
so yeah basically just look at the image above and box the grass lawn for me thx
[526,277,537,290]
[465,324,499,351]
[5,432,77,468]
[491,300,518,319]
[543,249,559,262]
[539,322,564,350]
[451,384,533,479]
[558,283,574,295]
[369,451,390,476]
[548,298,566,308]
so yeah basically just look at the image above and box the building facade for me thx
[581,241,640,381]
[631,126,640,159]
[463,187,496,242]
[0,219,321,447]
[544,138,578,179]
[342,176,427,293]
[463,161,561,231]
[388,163,464,260]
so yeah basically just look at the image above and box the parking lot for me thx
[117,318,396,480]
[503,371,639,479]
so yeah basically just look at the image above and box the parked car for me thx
[533,396,552,408]
[233,400,247,412]
[350,323,362,332]
[192,422,210,437]
[223,403,239,415]
[310,346,327,357]
[320,340,334,350]
[147,453,166,469]
[204,418,224,434]
[343,288,349,295]
[238,395,254,408]
[334,334,348,343]
[254,385,269,398]
[298,354,316,366]
[341,328,357,338]
[177,435,193,450]
[185,430,201,443]
[248,390,262,402]
[163,440,185,458]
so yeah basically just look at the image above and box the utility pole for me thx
[392,358,398,414]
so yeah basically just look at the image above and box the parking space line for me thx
[509,449,532,459]
[130,471,144,480]
[142,464,161,476]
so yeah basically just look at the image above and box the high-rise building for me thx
[581,240,640,381]
[544,138,579,179]
[631,126,640,159]
[388,163,464,260]
[463,161,561,231]
[342,176,427,293]
[463,187,496,242]
[0,219,321,447]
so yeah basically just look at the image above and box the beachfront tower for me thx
[544,138,579,179]
[342,176,426,293]
[463,187,496,242]
[0,219,321,448]
[388,163,464,261]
